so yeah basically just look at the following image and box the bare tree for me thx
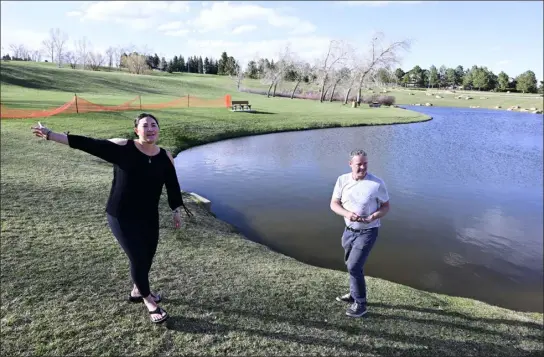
[64,51,77,69]
[105,46,115,70]
[125,53,149,75]
[329,67,351,102]
[42,38,54,63]
[87,51,105,71]
[76,37,91,69]
[51,28,68,67]
[261,45,292,98]
[314,40,350,102]
[289,61,314,99]
[229,60,244,90]
[354,32,411,103]
[9,44,28,59]
[31,50,42,62]
[114,45,125,69]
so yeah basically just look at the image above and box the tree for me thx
[261,46,292,98]
[198,56,204,74]
[516,70,538,93]
[472,67,491,91]
[76,37,91,69]
[160,57,167,71]
[105,47,115,70]
[51,28,68,68]
[204,57,211,74]
[153,53,160,69]
[218,51,229,75]
[353,33,410,103]
[438,65,447,88]
[64,51,77,69]
[454,65,464,86]
[428,65,438,88]
[87,51,105,71]
[394,68,405,84]
[42,38,55,63]
[538,81,543,94]
[289,61,313,99]
[123,51,150,75]
[316,40,349,102]
[445,68,456,87]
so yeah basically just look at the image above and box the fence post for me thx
[74,93,79,114]
[187,94,190,108]
[139,95,142,110]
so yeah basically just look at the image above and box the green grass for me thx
[1,62,543,356]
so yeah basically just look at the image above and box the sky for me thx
[1,1,543,81]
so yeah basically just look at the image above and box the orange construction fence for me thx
[1,94,233,119]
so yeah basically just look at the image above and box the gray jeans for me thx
[342,227,379,304]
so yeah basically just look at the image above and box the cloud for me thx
[66,1,191,29]
[164,29,190,37]
[181,35,331,68]
[231,25,257,35]
[0,26,48,52]
[157,21,183,31]
[191,1,316,35]
[338,1,422,6]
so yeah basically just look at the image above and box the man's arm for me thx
[368,201,390,221]
[331,198,359,222]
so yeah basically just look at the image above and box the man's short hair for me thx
[349,149,367,160]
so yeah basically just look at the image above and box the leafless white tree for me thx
[289,61,314,99]
[105,46,115,70]
[261,45,292,98]
[87,51,105,71]
[315,40,350,102]
[328,67,351,102]
[9,44,28,59]
[353,32,411,103]
[229,60,245,90]
[76,37,91,69]
[51,28,68,67]
[64,51,77,69]
[42,38,54,63]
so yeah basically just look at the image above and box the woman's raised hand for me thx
[31,122,52,140]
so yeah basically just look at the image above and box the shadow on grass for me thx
[163,297,543,356]
[165,312,541,357]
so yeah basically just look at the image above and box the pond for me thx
[174,106,543,313]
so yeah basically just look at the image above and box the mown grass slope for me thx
[1,61,542,356]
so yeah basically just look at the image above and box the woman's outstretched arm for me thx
[31,122,125,164]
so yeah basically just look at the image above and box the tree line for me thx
[2,28,542,101]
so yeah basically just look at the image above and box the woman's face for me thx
[134,117,159,143]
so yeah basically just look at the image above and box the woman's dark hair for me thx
[134,113,159,128]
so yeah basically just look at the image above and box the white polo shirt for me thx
[332,172,389,230]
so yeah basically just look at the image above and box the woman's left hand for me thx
[173,211,182,229]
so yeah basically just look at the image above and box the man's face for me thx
[349,154,368,179]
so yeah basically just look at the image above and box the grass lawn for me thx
[1,62,542,356]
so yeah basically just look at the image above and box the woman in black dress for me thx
[31,113,191,324]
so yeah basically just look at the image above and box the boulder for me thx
[435,95,442,98]
[425,103,433,106]
[494,106,501,109]
[532,110,542,114]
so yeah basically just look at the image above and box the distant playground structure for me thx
[0,94,234,119]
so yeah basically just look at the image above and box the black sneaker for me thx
[346,302,368,318]
[335,293,354,303]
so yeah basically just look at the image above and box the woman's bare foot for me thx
[142,295,168,323]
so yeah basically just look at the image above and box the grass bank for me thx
[1,62,542,356]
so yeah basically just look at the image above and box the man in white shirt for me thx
[330,149,390,317]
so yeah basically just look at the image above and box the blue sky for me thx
[1,1,542,80]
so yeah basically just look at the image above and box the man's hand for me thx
[357,214,375,224]
[344,211,360,222]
